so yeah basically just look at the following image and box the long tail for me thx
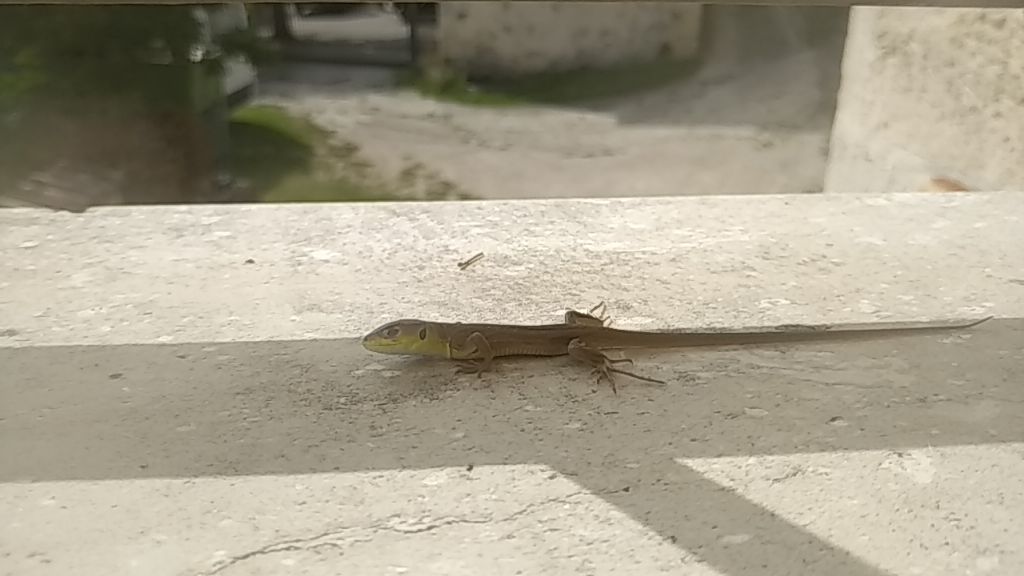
[591,316,994,349]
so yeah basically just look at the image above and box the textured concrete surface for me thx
[2,194,1024,576]
[825,7,1024,193]
[436,2,702,75]
[2,193,1021,346]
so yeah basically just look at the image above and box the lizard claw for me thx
[591,365,620,394]
[590,359,665,394]
[607,365,666,387]
[567,337,663,394]
[455,360,486,377]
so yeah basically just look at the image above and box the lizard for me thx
[360,303,993,393]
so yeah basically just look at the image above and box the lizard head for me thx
[361,319,450,358]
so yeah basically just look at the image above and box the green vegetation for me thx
[229,105,473,203]
[399,69,525,107]
[0,7,466,205]
[0,5,202,109]
[0,5,275,204]
[402,57,699,108]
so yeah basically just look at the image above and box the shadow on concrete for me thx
[258,60,404,100]
[280,38,412,68]
[598,6,851,130]
[273,3,416,68]
[3,318,1021,576]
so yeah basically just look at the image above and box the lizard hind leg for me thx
[566,338,665,394]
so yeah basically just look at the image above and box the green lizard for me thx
[361,304,993,393]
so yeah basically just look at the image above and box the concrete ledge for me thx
[2,193,1023,576]
[1,193,1021,346]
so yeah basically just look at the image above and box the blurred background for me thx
[0,2,1017,211]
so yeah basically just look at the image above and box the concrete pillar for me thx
[435,1,703,76]
[824,8,1024,193]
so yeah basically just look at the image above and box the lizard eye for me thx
[383,327,399,339]
[418,327,427,340]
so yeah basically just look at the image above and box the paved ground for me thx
[2,194,1023,575]
[258,7,847,199]
[289,5,408,43]
[280,5,414,67]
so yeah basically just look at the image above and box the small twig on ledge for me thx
[457,252,485,270]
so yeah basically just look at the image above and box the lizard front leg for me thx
[567,338,665,394]
[451,331,496,377]
[564,301,613,327]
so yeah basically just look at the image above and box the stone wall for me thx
[435,1,703,75]
[824,7,1024,193]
